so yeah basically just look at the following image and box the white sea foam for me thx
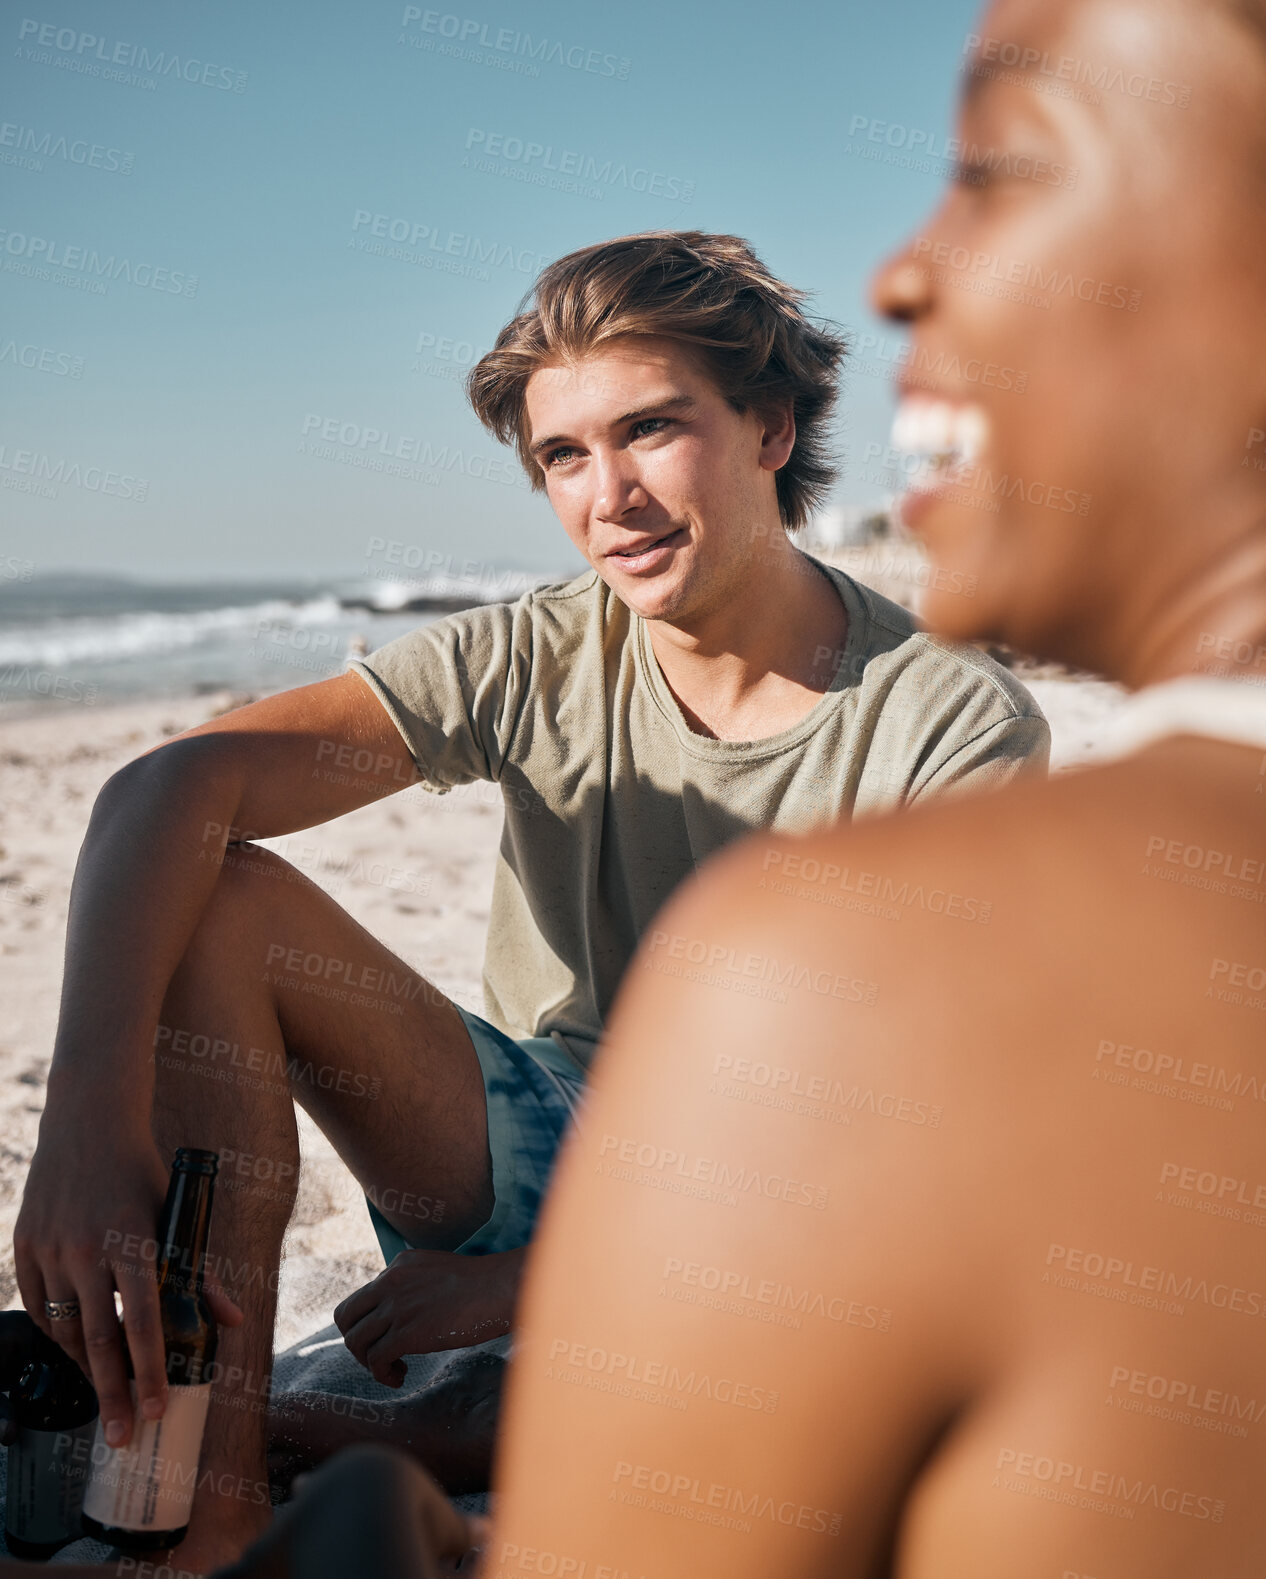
[0,596,344,668]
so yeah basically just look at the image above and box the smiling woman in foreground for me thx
[484,0,1266,1574]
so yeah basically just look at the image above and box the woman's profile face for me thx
[872,0,1266,681]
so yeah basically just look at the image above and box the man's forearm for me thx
[47,741,247,1109]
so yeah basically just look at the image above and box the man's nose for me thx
[593,454,648,521]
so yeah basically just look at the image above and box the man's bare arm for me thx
[14,670,423,1443]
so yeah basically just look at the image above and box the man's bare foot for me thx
[268,1352,504,1497]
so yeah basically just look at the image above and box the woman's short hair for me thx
[466,230,846,531]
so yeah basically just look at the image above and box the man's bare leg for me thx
[146,842,496,1574]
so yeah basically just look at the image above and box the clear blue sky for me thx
[2,0,980,580]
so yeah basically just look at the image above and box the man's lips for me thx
[605,529,684,561]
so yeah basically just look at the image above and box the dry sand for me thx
[0,606,1128,1352]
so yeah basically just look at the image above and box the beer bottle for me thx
[4,1323,98,1560]
[81,1147,219,1550]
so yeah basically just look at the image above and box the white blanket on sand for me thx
[1,1327,504,1565]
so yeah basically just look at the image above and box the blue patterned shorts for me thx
[366,1006,588,1264]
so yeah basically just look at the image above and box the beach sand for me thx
[0,616,1128,1352]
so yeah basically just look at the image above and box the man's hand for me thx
[13,1122,243,1448]
[334,1247,523,1385]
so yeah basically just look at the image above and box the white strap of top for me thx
[1090,677,1266,763]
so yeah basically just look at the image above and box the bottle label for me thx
[82,1383,211,1533]
[5,1420,96,1545]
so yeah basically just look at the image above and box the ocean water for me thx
[0,569,554,713]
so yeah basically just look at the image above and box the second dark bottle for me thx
[4,1319,98,1560]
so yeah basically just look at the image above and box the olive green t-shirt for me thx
[350,558,1049,1070]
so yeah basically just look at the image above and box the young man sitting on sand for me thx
[12,230,1046,1574]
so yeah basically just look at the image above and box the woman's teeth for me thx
[891,398,989,487]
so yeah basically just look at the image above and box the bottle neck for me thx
[156,1166,215,1295]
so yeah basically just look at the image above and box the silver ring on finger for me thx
[44,1298,81,1322]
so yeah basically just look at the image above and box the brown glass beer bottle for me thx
[81,1147,219,1550]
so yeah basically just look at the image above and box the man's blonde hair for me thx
[466,230,846,530]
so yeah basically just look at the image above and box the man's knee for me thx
[185,842,305,968]
[217,839,303,896]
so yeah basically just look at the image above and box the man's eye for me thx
[544,446,577,469]
[632,417,669,439]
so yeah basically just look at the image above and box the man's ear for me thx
[758,401,796,472]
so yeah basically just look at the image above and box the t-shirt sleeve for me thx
[908,711,1051,803]
[347,599,529,790]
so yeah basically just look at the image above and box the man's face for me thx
[871,0,1266,674]
[524,336,793,626]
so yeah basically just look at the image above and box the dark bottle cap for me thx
[172,1148,219,1175]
